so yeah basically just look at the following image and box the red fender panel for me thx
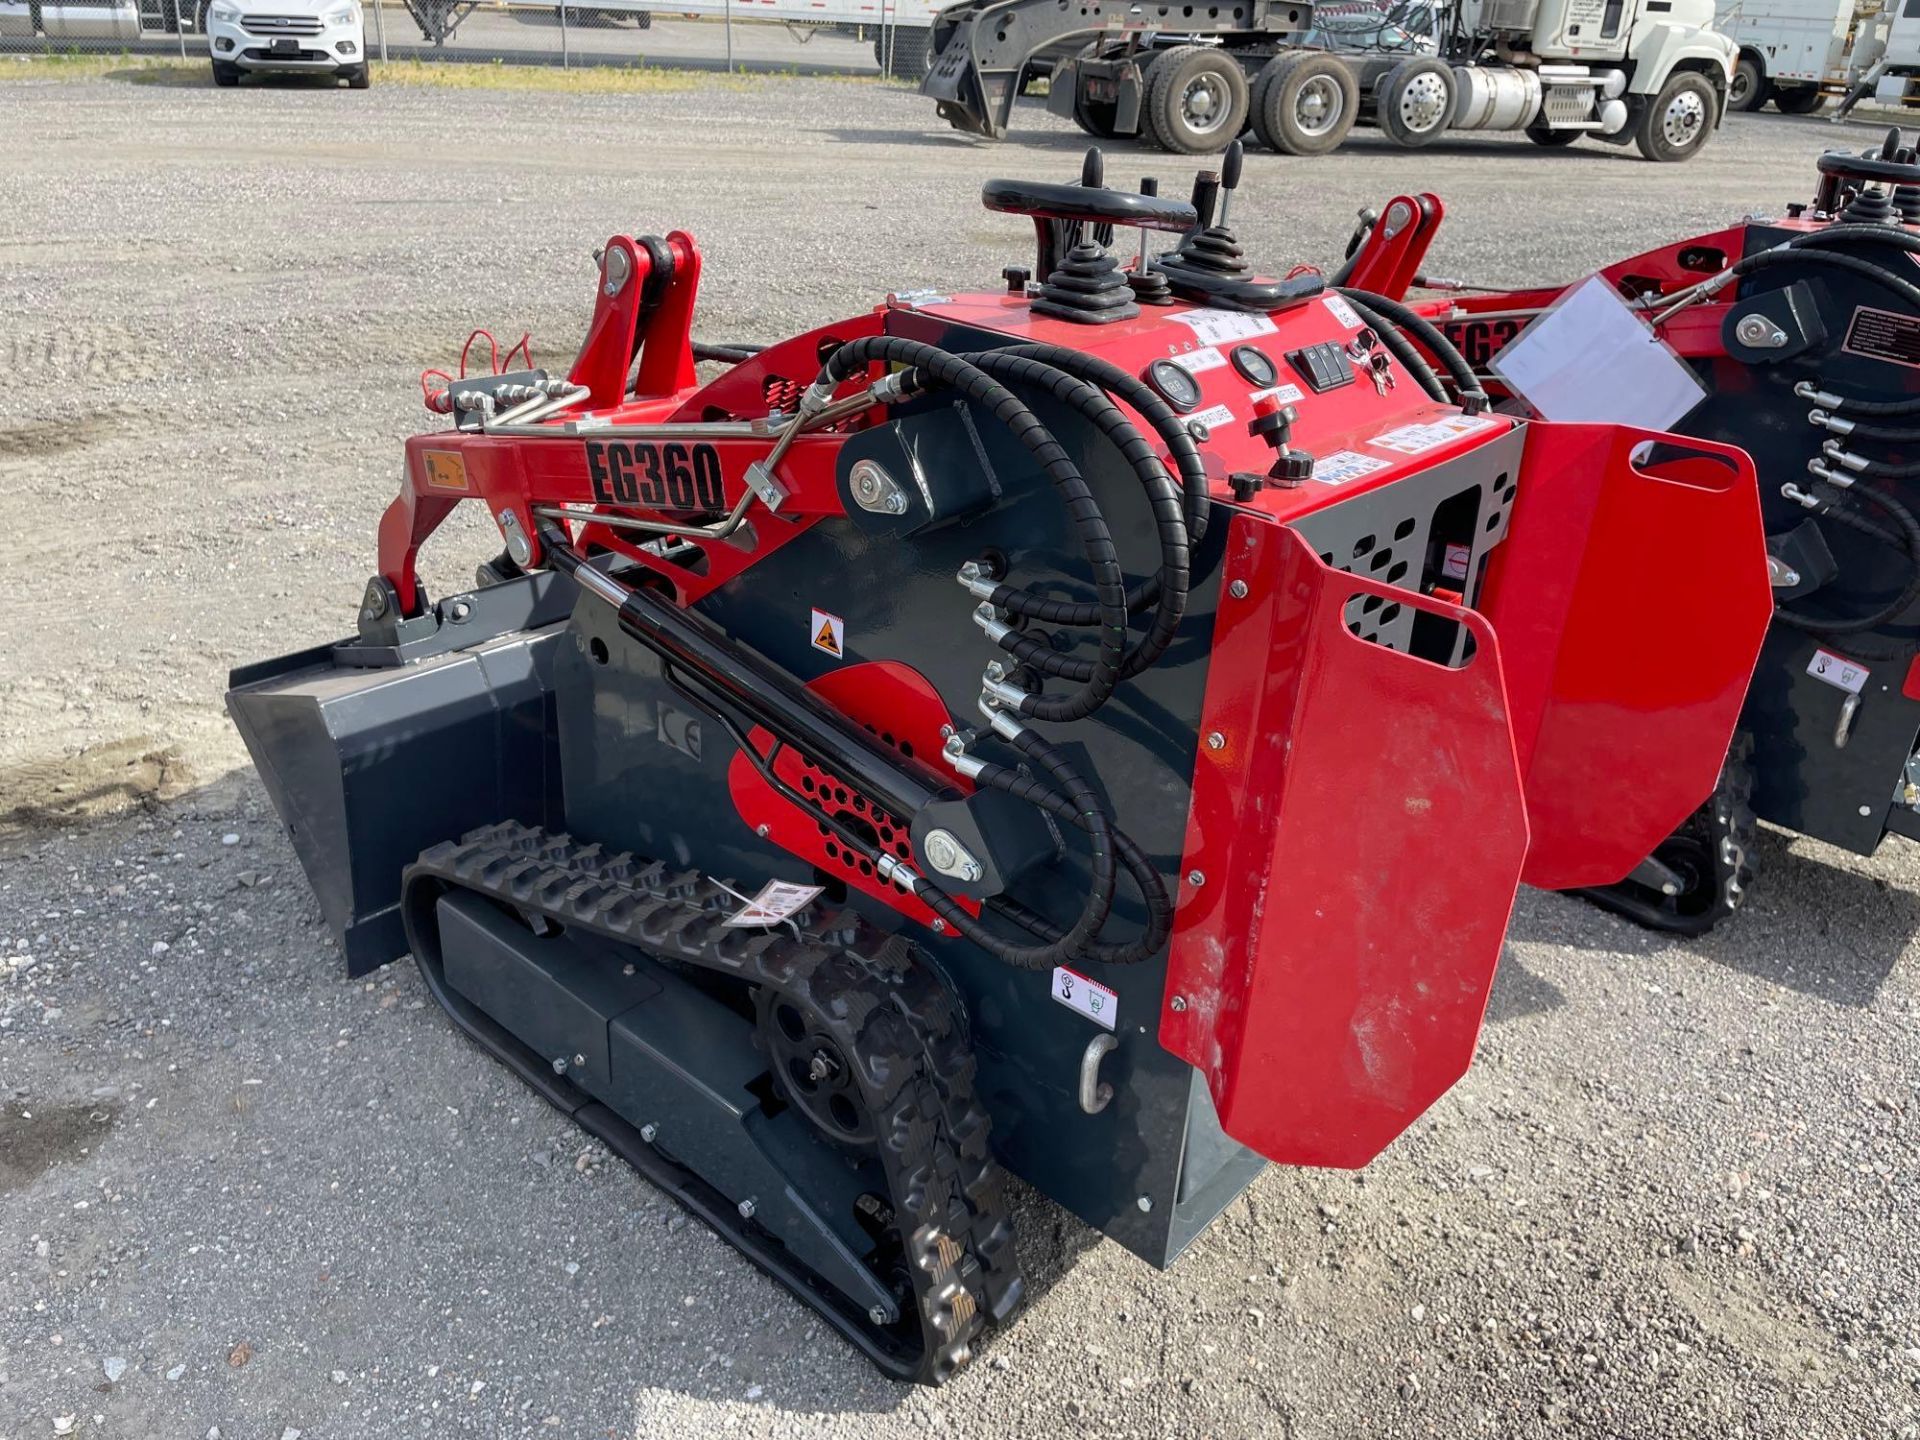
[1160,521,1531,1169]
[1477,424,1774,891]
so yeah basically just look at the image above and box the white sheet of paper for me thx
[1490,275,1707,431]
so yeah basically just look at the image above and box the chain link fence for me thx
[0,0,932,79]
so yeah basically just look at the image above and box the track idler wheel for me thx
[1575,733,1758,935]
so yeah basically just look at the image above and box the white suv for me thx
[208,0,370,88]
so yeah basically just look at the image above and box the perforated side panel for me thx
[1288,431,1526,656]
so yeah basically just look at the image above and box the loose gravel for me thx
[1,70,1917,1440]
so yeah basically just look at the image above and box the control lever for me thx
[1216,140,1243,230]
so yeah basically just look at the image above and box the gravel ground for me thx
[2,69,1918,1440]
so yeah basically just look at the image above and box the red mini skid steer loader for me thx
[227,144,1772,1381]
[1336,128,1920,934]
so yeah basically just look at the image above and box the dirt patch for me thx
[0,1101,117,1194]
[0,414,118,461]
[0,737,196,840]
[1666,1264,1837,1384]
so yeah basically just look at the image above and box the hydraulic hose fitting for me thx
[797,378,837,418]
[1806,459,1854,488]
[981,662,1032,714]
[976,692,1030,742]
[1782,481,1823,510]
[957,567,1001,602]
[942,732,989,782]
[1822,440,1872,473]
[972,601,1015,645]
[1809,408,1855,435]
[1796,381,1846,408]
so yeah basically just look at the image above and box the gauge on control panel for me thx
[1229,345,1277,388]
[1145,358,1201,413]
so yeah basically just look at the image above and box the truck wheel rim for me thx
[1295,74,1345,136]
[1181,72,1231,135]
[1730,68,1752,105]
[1398,72,1448,131]
[1662,89,1705,146]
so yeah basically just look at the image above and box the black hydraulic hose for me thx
[1786,223,1920,259]
[1833,452,1920,479]
[1824,417,1920,443]
[961,353,1190,683]
[983,342,1212,545]
[1340,295,1448,405]
[821,335,1128,724]
[1338,287,1484,406]
[1776,483,1920,637]
[1732,247,1920,321]
[976,763,1170,966]
[692,341,765,364]
[914,727,1119,970]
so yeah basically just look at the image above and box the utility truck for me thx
[1715,0,1919,113]
[924,0,1737,160]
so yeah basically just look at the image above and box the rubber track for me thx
[405,821,1023,1384]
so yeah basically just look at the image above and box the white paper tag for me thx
[1490,274,1706,429]
[1322,293,1363,330]
[1251,383,1305,406]
[1313,450,1391,485]
[1441,543,1472,582]
[1175,310,1278,345]
[1169,346,1228,375]
[1807,648,1870,695]
[724,879,825,928]
[1188,401,1237,431]
[1051,966,1117,1031]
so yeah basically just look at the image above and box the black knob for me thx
[1249,401,1298,448]
[1081,146,1105,188]
[1271,450,1315,484]
[1190,171,1220,228]
[1230,471,1265,502]
[1883,127,1902,160]
[1003,265,1032,294]
[1222,139,1244,192]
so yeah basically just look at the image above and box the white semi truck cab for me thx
[925,0,1735,159]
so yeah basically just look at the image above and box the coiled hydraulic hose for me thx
[913,726,1120,970]
[1338,287,1486,408]
[959,354,1190,684]
[1777,482,1920,638]
[819,336,1130,725]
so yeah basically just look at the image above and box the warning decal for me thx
[1322,293,1363,330]
[1313,450,1391,485]
[810,608,845,658]
[1843,305,1920,370]
[1169,346,1229,375]
[1051,965,1117,1031]
[1807,647,1869,695]
[422,450,469,492]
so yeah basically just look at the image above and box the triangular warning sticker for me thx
[810,608,844,659]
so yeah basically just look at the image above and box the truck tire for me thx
[1524,121,1581,147]
[1772,83,1826,114]
[1142,44,1250,154]
[1072,89,1121,139]
[875,27,931,81]
[345,62,371,88]
[1252,52,1357,155]
[1633,71,1716,161]
[211,58,240,86]
[1378,57,1455,148]
[1728,54,1770,112]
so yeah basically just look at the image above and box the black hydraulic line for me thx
[1340,295,1448,405]
[691,341,766,364]
[1823,417,1920,444]
[1776,484,1920,638]
[1338,287,1485,406]
[1732,246,1920,318]
[974,762,1171,966]
[914,727,1120,971]
[821,336,1129,725]
[1833,452,1920,479]
[984,342,1213,544]
[1785,223,1920,259]
[960,353,1190,683]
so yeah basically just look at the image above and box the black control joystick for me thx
[1028,147,1140,324]
[1150,143,1321,314]
[1127,178,1176,306]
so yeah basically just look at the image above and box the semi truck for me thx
[1715,0,1919,112]
[924,0,1737,160]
